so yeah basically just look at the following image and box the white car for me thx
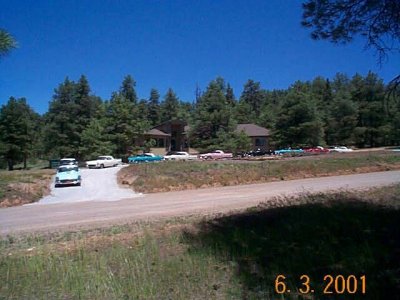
[329,146,354,153]
[60,158,78,166]
[164,151,198,161]
[86,156,122,168]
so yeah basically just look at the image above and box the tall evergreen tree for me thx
[0,97,40,170]
[351,72,387,147]
[120,75,138,103]
[105,92,144,157]
[190,79,236,151]
[80,114,116,160]
[75,75,101,137]
[43,78,78,158]
[225,83,236,106]
[276,82,325,147]
[147,88,161,126]
[160,88,180,122]
[43,76,101,159]
[239,79,265,118]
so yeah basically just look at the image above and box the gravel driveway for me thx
[38,166,141,204]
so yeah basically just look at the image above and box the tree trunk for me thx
[23,154,27,169]
[7,159,13,171]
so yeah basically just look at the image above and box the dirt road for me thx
[1,170,399,235]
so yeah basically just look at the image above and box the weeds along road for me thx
[1,170,399,235]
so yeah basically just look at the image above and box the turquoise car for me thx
[55,165,81,187]
[274,148,304,155]
[128,153,164,164]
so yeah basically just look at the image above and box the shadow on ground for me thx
[184,192,400,299]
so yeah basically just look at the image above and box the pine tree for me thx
[0,97,40,170]
[147,88,161,126]
[80,115,115,160]
[160,88,180,122]
[43,78,79,158]
[0,28,17,57]
[120,75,137,103]
[43,76,100,159]
[350,72,387,147]
[239,79,265,118]
[276,82,325,147]
[190,79,236,151]
[225,84,236,107]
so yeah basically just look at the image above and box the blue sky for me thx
[1,0,399,114]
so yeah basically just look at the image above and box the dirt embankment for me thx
[0,170,54,208]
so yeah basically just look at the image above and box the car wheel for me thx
[100,164,104,168]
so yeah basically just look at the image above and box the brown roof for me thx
[144,128,171,137]
[235,124,270,137]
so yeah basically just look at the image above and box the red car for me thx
[304,146,330,154]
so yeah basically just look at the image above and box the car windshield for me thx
[60,159,76,165]
[58,167,78,173]
[97,156,107,160]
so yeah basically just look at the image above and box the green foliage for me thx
[302,0,400,61]
[80,117,116,160]
[104,92,149,157]
[190,79,236,151]
[238,79,265,118]
[120,75,138,103]
[276,82,325,147]
[42,77,101,159]
[3,71,400,165]
[211,130,252,155]
[0,97,40,170]
[0,28,17,57]
[160,88,180,122]
[147,88,161,126]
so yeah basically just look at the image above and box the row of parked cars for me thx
[127,150,235,163]
[239,146,353,157]
[126,146,354,164]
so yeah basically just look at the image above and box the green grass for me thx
[120,151,400,193]
[1,228,239,299]
[1,185,399,299]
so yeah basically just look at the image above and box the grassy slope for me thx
[1,185,399,299]
[0,169,54,207]
[119,151,400,193]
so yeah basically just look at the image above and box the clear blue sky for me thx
[1,0,399,114]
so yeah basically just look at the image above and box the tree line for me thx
[1,72,399,170]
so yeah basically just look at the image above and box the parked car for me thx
[328,146,354,153]
[60,158,78,166]
[304,146,330,154]
[274,148,304,155]
[128,153,164,163]
[86,156,122,169]
[164,151,198,161]
[55,165,81,187]
[246,149,274,156]
[199,150,233,160]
